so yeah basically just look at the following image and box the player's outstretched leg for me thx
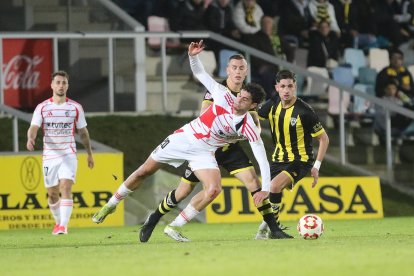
[139,212,160,242]
[92,183,133,224]
[92,204,116,224]
[164,225,190,242]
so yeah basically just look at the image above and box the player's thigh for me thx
[194,168,221,192]
[43,159,63,188]
[270,172,293,192]
[234,167,260,192]
[58,157,77,183]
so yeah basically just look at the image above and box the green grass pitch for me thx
[0,217,413,276]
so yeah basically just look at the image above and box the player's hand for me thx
[311,167,319,188]
[26,138,35,151]
[188,40,205,56]
[87,155,94,169]
[253,191,269,206]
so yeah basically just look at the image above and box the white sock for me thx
[258,220,269,231]
[169,204,199,227]
[60,199,73,228]
[107,183,133,207]
[49,199,60,225]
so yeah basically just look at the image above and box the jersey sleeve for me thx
[189,54,228,102]
[242,115,262,142]
[257,99,273,120]
[75,104,87,129]
[31,103,43,127]
[305,105,325,137]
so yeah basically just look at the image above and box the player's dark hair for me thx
[52,70,69,81]
[275,70,296,83]
[244,83,266,104]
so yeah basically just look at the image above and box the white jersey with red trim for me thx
[180,54,271,191]
[30,97,87,161]
[181,55,260,149]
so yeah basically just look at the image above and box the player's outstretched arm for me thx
[249,140,271,206]
[188,40,205,56]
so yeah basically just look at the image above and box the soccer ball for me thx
[297,214,324,239]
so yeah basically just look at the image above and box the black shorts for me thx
[270,160,312,185]
[181,142,253,184]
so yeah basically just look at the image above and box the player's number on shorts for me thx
[160,138,170,149]
[44,166,49,176]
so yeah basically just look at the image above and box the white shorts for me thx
[43,156,77,188]
[150,131,219,171]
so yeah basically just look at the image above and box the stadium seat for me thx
[295,74,305,96]
[147,16,180,49]
[344,48,366,77]
[368,48,389,72]
[353,83,375,114]
[218,49,239,78]
[328,66,353,116]
[358,67,377,86]
[331,66,355,87]
[304,66,329,96]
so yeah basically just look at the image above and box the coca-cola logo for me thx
[2,55,43,90]
[2,38,53,108]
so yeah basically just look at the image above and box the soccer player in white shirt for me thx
[27,71,94,235]
[92,41,287,239]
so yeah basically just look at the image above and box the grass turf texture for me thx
[0,218,413,276]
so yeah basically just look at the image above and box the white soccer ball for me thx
[297,214,324,239]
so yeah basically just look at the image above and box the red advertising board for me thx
[2,39,53,109]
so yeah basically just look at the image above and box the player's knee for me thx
[206,185,221,200]
[47,190,59,203]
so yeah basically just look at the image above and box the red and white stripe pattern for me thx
[31,97,87,160]
[184,55,261,148]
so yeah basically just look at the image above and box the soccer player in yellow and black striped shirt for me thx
[254,69,329,238]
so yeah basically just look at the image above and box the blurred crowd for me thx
[115,0,414,142]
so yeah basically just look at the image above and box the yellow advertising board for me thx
[206,177,383,223]
[0,152,124,230]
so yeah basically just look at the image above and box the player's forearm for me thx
[189,55,216,95]
[250,140,271,191]
[315,132,329,164]
[27,125,38,140]
[79,128,93,155]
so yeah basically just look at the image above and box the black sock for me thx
[269,192,283,227]
[152,189,178,221]
[251,189,279,231]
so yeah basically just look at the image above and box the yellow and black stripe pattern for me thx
[259,97,325,164]
[157,190,177,215]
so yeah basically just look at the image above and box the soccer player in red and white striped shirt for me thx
[27,71,94,235]
[92,41,271,239]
